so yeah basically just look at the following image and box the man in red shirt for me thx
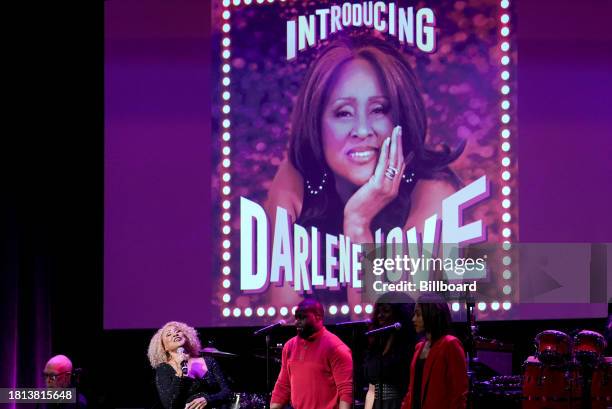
[270,299,353,409]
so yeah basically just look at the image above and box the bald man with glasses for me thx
[38,355,88,409]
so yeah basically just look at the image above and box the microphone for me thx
[335,319,372,327]
[364,322,402,336]
[177,347,188,375]
[253,320,287,336]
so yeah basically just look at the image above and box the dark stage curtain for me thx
[2,196,52,407]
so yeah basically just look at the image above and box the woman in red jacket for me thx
[401,296,468,409]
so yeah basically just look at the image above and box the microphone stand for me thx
[266,334,271,397]
[335,319,372,408]
[465,295,476,409]
[351,324,357,409]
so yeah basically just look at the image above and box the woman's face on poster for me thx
[321,58,394,187]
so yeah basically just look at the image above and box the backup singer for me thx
[271,299,353,409]
[364,296,416,409]
[401,296,467,409]
[148,321,232,409]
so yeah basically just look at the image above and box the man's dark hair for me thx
[298,298,325,319]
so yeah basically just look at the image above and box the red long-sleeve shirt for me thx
[271,327,353,409]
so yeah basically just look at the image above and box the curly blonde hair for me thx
[147,321,202,368]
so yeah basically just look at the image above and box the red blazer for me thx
[401,335,467,409]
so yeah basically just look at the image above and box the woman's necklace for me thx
[421,340,431,358]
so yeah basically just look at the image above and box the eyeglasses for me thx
[43,371,71,381]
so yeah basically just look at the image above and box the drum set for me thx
[522,329,611,409]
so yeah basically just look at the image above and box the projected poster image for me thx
[211,0,518,325]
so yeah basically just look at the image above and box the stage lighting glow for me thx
[502,256,512,266]
[502,142,510,152]
[223,240,231,249]
[223,77,231,86]
[502,241,512,251]
[257,307,265,317]
[233,308,241,317]
[223,38,231,47]
[280,306,289,316]
[223,266,231,275]
[501,56,510,65]
[502,199,511,209]
[223,159,231,168]
[502,228,511,238]
[222,132,230,141]
[223,50,231,59]
[501,42,509,52]
[501,14,510,24]
[223,293,231,303]
[223,279,231,288]
[222,212,230,222]
[501,129,510,138]
[501,100,510,110]
[365,304,373,314]
[245,308,253,317]
[341,305,350,315]
[491,302,500,311]
[223,91,231,101]
[502,212,511,222]
[244,0,252,4]
[223,24,230,33]
[501,85,510,95]
[503,269,512,279]
[451,303,460,312]
[501,157,510,167]
[222,200,231,209]
[477,302,487,311]
[501,27,509,37]
[222,173,231,182]
[233,0,241,6]
[223,308,231,317]
[502,171,510,181]
[291,306,297,315]
[222,146,231,155]
[501,114,510,124]
[223,10,231,20]
[222,105,230,114]
[267,307,276,316]
[502,301,511,310]
[329,305,338,315]
[354,305,363,314]
[222,64,230,73]
[223,0,230,7]
[503,285,512,295]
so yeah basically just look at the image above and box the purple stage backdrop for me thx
[104,0,611,329]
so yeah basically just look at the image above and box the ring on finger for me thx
[385,166,399,180]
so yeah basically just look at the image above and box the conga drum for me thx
[535,330,572,366]
[574,330,606,367]
[522,356,580,409]
[591,357,612,409]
